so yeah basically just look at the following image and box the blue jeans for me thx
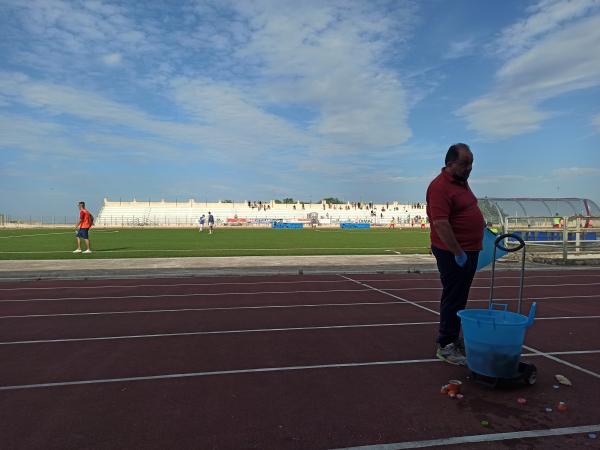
[431,246,479,347]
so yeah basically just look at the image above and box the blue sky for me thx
[1,0,599,217]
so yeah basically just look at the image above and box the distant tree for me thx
[221,199,233,203]
[281,198,295,204]
[321,197,344,204]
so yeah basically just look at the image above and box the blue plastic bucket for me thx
[457,304,536,378]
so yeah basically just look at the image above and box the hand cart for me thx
[458,233,537,388]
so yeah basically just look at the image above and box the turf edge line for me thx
[330,424,600,450]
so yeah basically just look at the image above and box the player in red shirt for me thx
[426,143,484,365]
[73,201,93,254]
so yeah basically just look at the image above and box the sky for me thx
[1,0,599,217]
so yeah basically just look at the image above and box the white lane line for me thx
[1,268,597,283]
[1,268,431,282]
[541,349,600,355]
[0,321,440,345]
[0,358,442,391]
[2,272,598,292]
[2,351,599,391]
[384,282,600,291]
[331,424,600,450]
[2,294,598,319]
[340,275,439,315]
[342,275,600,380]
[523,344,600,379]
[4,304,600,322]
[0,284,600,306]
[537,315,600,320]
[0,288,372,304]
[0,279,353,292]
[414,294,600,304]
[0,301,401,319]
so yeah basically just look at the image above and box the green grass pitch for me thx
[0,228,431,260]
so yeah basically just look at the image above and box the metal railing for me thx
[504,215,599,262]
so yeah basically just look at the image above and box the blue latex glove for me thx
[454,251,467,268]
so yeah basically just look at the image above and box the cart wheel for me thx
[522,364,537,385]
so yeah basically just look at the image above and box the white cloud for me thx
[226,0,416,150]
[444,39,475,60]
[0,72,307,161]
[0,113,84,157]
[593,113,600,132]
[457,96,549,139]
[469,174,532,185]
[457,12,600,139]
[552,167,600,178]
[495,0,600,56]
[2,0,419,164]
[101,52,122,65]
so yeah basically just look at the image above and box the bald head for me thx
[444,143,473,182]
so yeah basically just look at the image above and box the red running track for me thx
[1,268,600,449]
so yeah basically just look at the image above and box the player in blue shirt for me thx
[208,212,215,234]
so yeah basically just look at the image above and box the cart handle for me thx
[526,302,537,328]
[490,233,526,314]
[494,233,525,252]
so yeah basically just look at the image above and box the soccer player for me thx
[74,201,93,254]
[208,212,215,234]
[198,214,206,232]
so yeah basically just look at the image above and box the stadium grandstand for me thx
[95,198,428,227]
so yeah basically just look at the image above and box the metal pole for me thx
[517,246,526,315]
[562,216,568,263]
[575,217,581,253]
[489,246,497,308]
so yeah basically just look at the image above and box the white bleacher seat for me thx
[96,198,427,227]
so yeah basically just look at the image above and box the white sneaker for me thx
[83,249,92,254]
[73,249,82,253]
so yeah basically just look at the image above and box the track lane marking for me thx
[1,268,598,282]
[331,424,600,450]
[0,315,598,342]
[2,295,600,320]
[0,279,354,291]
[0,321,441,345]
[5,283,599,301]
[342,275,600,380]
[1,350,598,391]
[1,272,598,291]
[0,288,372,303]
[0,301,401,319]
[383,282,600,291]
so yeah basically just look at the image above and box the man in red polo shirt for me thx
[74,201,93,254]
[426,143,484,365]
